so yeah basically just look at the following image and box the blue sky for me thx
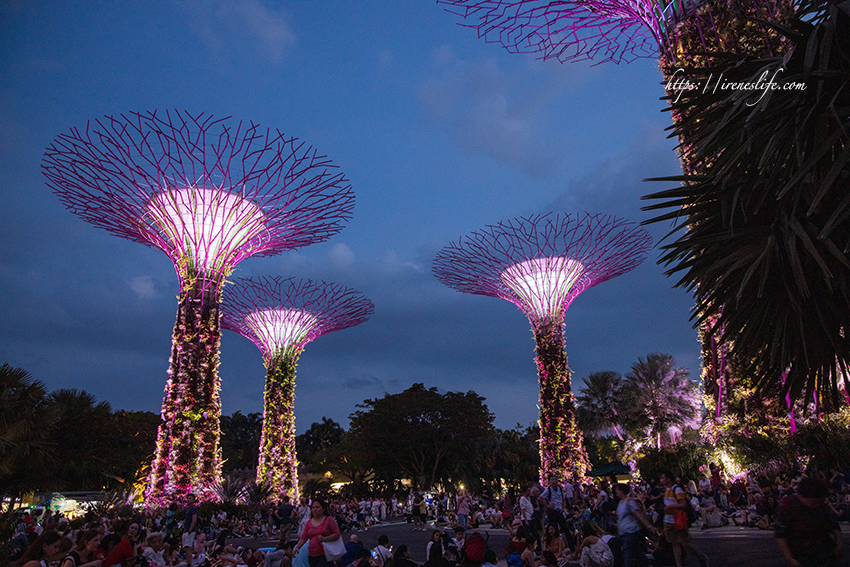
[0,1,697,431]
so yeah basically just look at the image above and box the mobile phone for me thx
[371,551,377,558]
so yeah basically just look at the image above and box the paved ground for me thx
[232,519,850,567]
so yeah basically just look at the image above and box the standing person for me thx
[775,476,843,567]
[456,491,471,531]
[298,498,311,537]
[294,500,341,567]
[181,494,200,567]
[540,476,567,533]
[660,472,708,567]
[14,531,63,567]
[277,496,296,544]
[614,484,652,567]
[412,494,424,532]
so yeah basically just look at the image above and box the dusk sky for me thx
[0,2,699,432]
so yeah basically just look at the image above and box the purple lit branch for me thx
[434,212,650,481]
[222,276,373,500]
[44,110,354,286]
[222,276,375,357]
[433,212,652,323]
[440,0,788,64]
[43,110,355,506]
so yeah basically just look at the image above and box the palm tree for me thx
[48,389,113,490]
[624,354,701,449]
[643,0,850,405]
[0,364,56,509]
[576,371,627,441]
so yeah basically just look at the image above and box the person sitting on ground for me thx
[263,540,295,567]
[391,546,417,567]
[482,550,499,567]
[141,533,168,567]
[540,552,558,567]
[568,522,613,567]
[698,493,723,529]
[345,550,372,567]
[339,534,363,567]
[102,521,134,567]
[520,538,540,567]
[14,531,64,567]
[542,524,566,561]
[61,529,103,567]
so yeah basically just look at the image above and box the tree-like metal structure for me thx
[440,0,791,66]
[43,110,354,505]
[221,276,373,501]
[440,0,812,410]
[433,212,651,481]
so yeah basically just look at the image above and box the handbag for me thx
[673,510,688,531]
[323,537,346,562]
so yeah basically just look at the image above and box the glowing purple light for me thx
[244,309,320,356]
[434,212,652,322]
[434,212,651,480]
[441,0,788,64]
[148,186,267,275]
[501,257,585,320]
[222,276,374,500]
[44,110,355,505]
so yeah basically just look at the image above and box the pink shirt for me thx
[301,516,340,557]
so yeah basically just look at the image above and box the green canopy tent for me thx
[586,460,631,477]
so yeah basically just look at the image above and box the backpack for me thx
[463,532,486,563]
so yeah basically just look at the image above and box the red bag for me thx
[674,510,688,531]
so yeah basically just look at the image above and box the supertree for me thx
[43,110,354,505]
[221,276,373,501]
[439,0,810,409]
[433,212,651,481]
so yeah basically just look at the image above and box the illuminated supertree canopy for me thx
[441,0,809,412]
[440,0,792,65]
[222,276,374,501]
[433,212,651,481]
[43,110,354,505]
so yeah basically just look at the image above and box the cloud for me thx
[185,0,296,62]
[417,46,573,178]
[128,276,157,299]
[328,243,355,268]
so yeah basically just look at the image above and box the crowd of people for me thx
[7,464,848,567]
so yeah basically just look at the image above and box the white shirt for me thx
[519,495,534,522]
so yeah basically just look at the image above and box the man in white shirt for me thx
[540,475,568,533]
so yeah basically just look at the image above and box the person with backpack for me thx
[660,472,709,567]
[539,476,568,535]
[614,484,652,567]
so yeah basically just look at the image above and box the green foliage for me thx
[348,383,495,490]
[638,442,712,482]
[576,372,627,441]
[296,416,344,463]
[0,363,56,502]
[220,411,262,472]
[644,0,850,404]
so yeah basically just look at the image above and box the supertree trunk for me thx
[533,317,589,482]
[148,276,223,506]
[258,349,300,501]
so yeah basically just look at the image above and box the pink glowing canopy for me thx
[440,0,787,64]
[433,212,652,322]
[43,110,354,283]
[222,276,374,358]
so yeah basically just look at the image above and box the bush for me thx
[638,442,711,482]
